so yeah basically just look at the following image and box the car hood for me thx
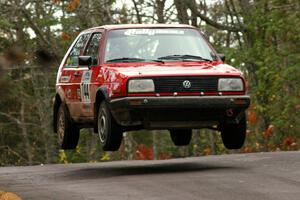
[105,62,242,77]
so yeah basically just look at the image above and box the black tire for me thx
[220,112,246,149]
[97,101,123,151]
[57,103,80,150]
[169,129,192,146]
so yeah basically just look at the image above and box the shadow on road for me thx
[60,161,241,181]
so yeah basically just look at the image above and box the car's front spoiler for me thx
[109,95,250,128]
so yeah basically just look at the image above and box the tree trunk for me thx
[124,132,134,160]
[20,101,33,165]
[152,131,159,160]
[174,0,189,24]
[208,131,216,155]
[156,0,166,23]
[30,69,56,163]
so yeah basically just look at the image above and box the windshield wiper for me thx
[106,57,164,63]
[157,54,213,62]
[106,57,144,62]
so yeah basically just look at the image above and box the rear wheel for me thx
[169,129,192,146]
[97,101,123,151]
[220,112,246,149]
[57,103,80,149]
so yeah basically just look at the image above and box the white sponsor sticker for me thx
[124,29,184,36]
[60,75,71,83]
[80,71,92,102]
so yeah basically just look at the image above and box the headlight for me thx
[128,79,155,93]
[218,78,244,91]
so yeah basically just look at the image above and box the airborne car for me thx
[53,24,250,151]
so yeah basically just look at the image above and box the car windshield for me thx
[104,28,217,63]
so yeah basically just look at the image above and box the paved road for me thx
[0,151,299,200]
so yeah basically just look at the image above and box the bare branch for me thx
[132,0,142,23]
[0,112,22,125]
[185,0,246,32]
[0,112,40,127]
[0,145,28,162]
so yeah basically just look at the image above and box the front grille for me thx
[153,76,218,93]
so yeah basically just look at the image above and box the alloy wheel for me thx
[98,110,107,143]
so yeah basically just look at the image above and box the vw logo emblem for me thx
[182,80,191,89]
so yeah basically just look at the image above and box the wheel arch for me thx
[94,87,109,132]
[53,93,64,133]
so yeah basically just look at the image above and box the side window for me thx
[65,33,90,67]
[84,33,102,65]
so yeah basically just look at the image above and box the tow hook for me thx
[226,109,234,117]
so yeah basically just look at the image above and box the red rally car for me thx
[53,24,250,151]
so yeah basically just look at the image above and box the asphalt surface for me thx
[0,151,299,200]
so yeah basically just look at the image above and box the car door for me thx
[60,33,91,118]
[77,32,103,118]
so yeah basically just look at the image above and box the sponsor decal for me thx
[80,71,92,102]
[77,88,81,100]
[124,29,184,36]
[60,75,70,83]
[66,89,72,98]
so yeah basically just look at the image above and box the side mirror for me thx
[217,53,225,62]
[78,56,92,67]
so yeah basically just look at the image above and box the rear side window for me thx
[84,33,102,65]
[65,33,91,67]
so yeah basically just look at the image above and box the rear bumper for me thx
[109,95,250,129]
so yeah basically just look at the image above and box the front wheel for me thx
[220,112,246,149]
[169,129,192,146]
[97,101,123,151]
[57,103,80,149]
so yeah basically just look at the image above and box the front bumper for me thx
[109,95,250,129]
